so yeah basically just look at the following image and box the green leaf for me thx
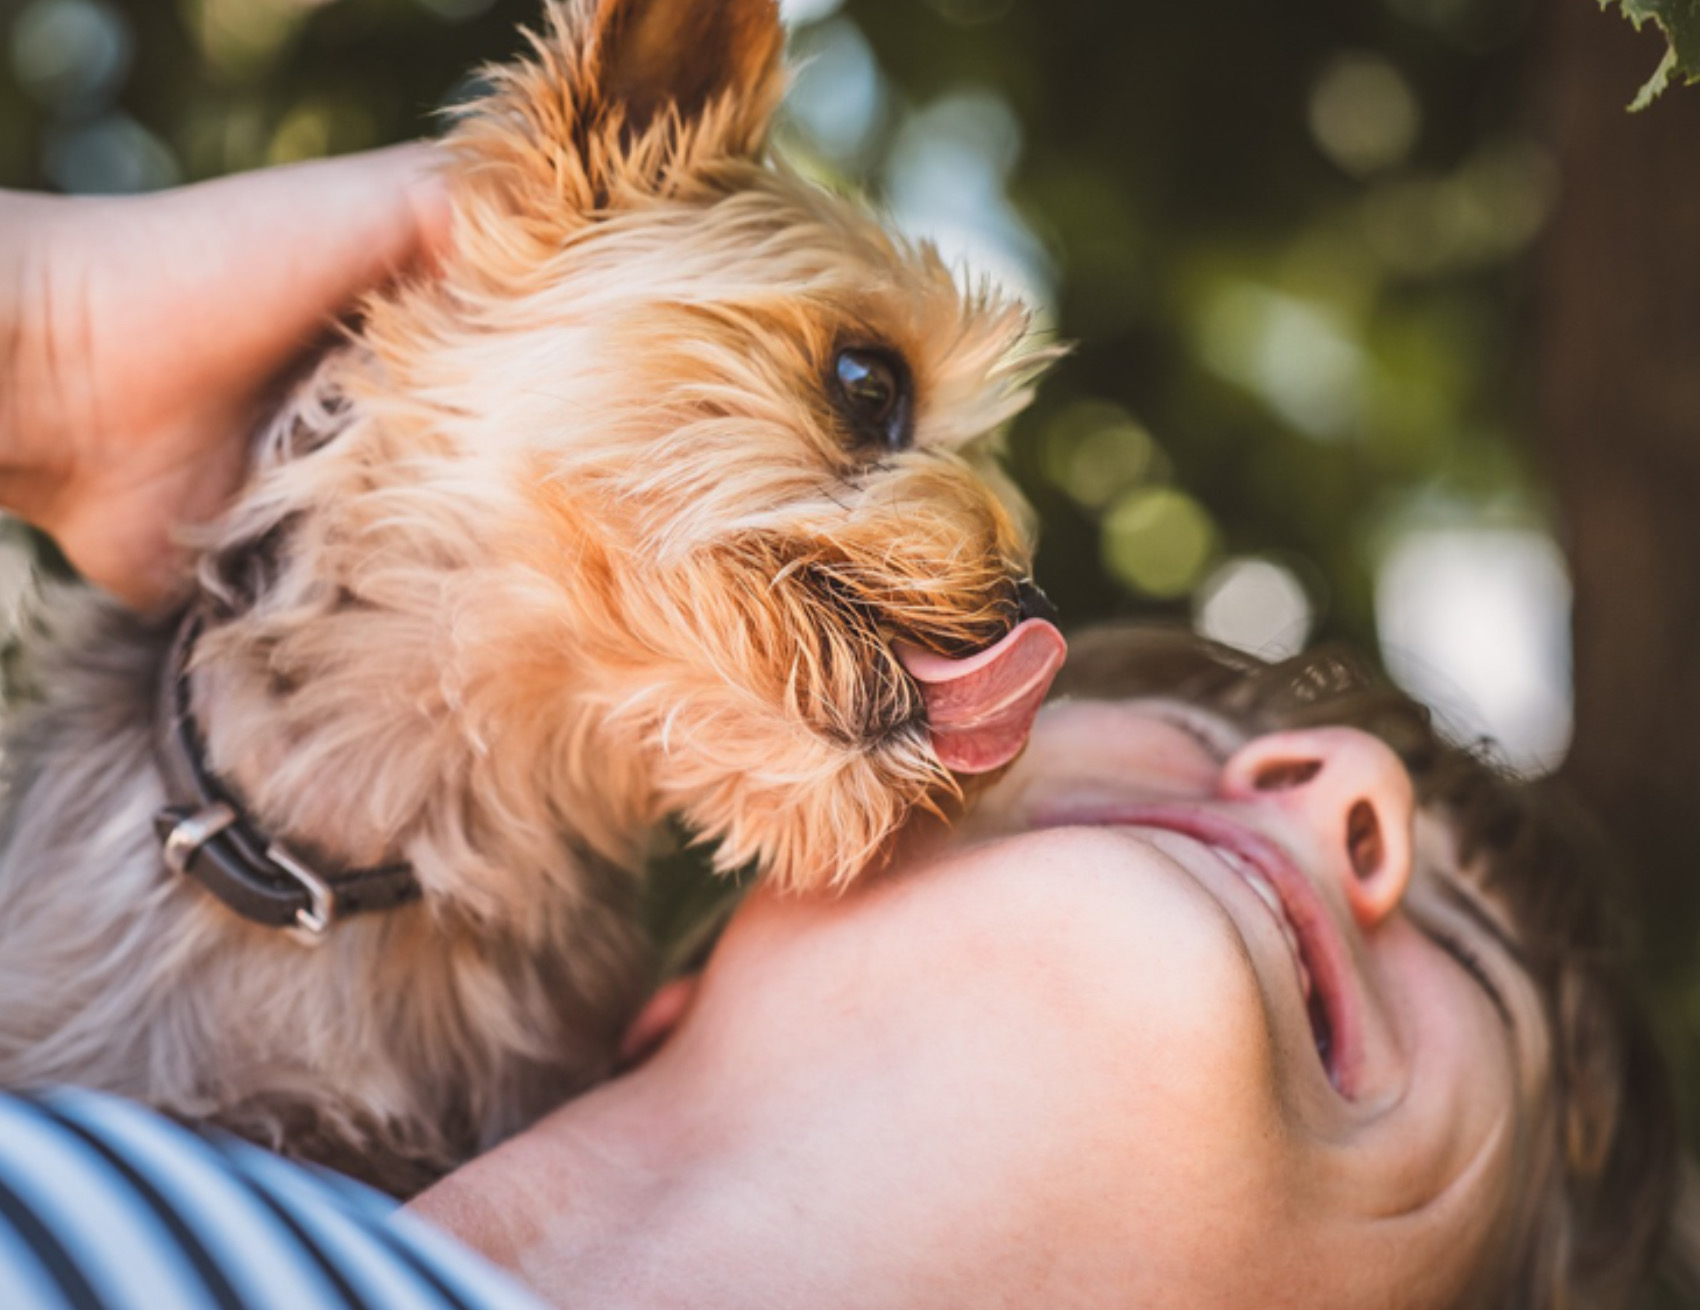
[1602,0,1700,107]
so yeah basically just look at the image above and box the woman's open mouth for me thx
[1027,802,1362,1097]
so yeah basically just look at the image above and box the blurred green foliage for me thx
[0,0,1554,658]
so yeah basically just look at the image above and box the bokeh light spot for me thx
[885,90,1053,315]
[1039,401,1159,511]
[44,113,178,193]
[1195,557,1314,659]
[1199,284,1369,440]
[11,0,131,112]
[785,19,886,166]
[183,0,315,81]
[780,0,846,25]
[1376,524,1573,776]
[268,96,377,165]
[1358,139,1557,278]
[1308,52,1421,178]
[1101,487,1217,599]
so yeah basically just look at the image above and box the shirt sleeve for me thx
[0,1088,550,1310]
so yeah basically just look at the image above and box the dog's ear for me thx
[589,0,785,152]
[457,0,785,223]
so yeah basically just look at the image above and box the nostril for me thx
[1346,801,1383,880]
[1014,579,1058,625]
[1251,758,1323,791]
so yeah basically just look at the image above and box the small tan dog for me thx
[0,0,1064,1191]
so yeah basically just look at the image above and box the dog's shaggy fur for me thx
[0,0,1050,1191]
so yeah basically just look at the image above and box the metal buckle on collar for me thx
[161,803,238,877]
[155,605,420,939]
[267,841,338,943]
[158,802,340,945]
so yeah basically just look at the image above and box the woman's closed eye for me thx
[1145,703,1237,764]
[1411,916,1516,1034]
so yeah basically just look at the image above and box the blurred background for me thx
[3,0,1700,1296]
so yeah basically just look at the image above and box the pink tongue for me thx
[896,619,1068,775]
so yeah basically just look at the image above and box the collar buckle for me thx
[266,841,337,943]
[153,605,422,938]
[160,802,239,877]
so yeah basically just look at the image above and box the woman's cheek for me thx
[955,828,1289,1150]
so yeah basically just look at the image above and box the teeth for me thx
[1163,834,1314,1003]
[1243,869,1282,917]
[1226,857,1311,1000]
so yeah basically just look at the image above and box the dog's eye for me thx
[831,347,913,453]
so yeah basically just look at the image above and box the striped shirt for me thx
[0,1088,547,1310]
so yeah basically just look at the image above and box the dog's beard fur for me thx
[0,0,1052,1191]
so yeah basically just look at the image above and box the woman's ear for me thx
[618,973,702,1069]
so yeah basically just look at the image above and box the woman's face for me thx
[660,699,1552,1309]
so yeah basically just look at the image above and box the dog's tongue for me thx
[897,620,1067,775]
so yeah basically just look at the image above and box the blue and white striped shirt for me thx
[0,1088,547,1310]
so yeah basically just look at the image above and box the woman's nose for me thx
[1219,728,1415,927]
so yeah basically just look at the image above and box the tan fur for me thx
[0,0,1052,1191]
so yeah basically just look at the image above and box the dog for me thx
[0,0,1065,1193]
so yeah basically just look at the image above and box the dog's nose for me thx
[1015,579,1058,626]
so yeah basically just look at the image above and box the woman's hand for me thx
[0,144,451,611]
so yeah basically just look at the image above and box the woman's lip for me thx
[1029,801,1364,1098]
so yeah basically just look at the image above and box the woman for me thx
[403,625,1679,1310]
[0,156,1681,1309]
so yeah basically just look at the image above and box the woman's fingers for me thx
[7,143,452,611]
[77,143,452,450]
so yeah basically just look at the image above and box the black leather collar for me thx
[152,606,422,940]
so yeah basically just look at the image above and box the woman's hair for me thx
[1054,624,1681,1310]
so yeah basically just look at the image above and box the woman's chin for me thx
[720,825,1286,1150]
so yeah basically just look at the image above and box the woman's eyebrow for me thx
[1436,876,1528,970]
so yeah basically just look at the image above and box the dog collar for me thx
[152,606,422,941]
